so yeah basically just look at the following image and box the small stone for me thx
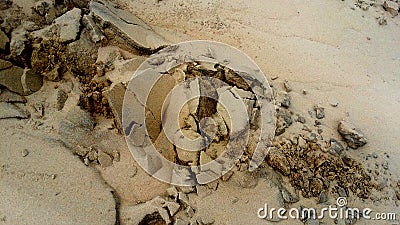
[34,1,50,16]
[337,186,348,197]
[277,91,291,108]
[166,186,179,199]
[82,14,105,43]
[0,102,30,119]
[281,187,299,203]
[197,216,215,225]
[266,147,290,176]
[377,16,387,25]
[98,151,113,167]
[338,120,367,149]
[318,191,328,204]
[283,80,292,92]
[383,0,399,17]
[330,101,339,107]
[314,105,325,119]
[395,190,400,200]
[271,75,279,80]
[329,138,344,155]
[302,89,307,95]
[163,201,180,216]
[56,89,68,110]
[21,149,29,157]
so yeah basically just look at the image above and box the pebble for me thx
[21,149,29,157]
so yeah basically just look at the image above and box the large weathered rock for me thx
[338,120,367,149]
[89,0,170,52]
[0,102,29,119]
[32,8,82,43]
[0,64,43,96]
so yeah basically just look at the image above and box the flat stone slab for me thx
[89,0,170,52]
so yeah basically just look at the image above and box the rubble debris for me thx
[383,0,399,17]
[266,147,290,176]
[0,102,30,119]
[269,134,373,198]
[276,91,291,108]
[89,0,170,53]
[338,120,367,149]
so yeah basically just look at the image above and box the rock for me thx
[266,147,290,176]
[10,26,27,56]
[309,178,323,196]
[21,149,29,157]
[34,1,50,16]
[314,105,325,119]
[120,197,171,224]
[32,8,82,43]
[82,14,105,43]
[163,201,180,216]
[318,191,328,204]
[56,89,68,110]
[89,0,170,52]
[283,80,292,92]
[103,83,125,132]
[0,102,30,119]
[0,64,43,96]
[97,150,113,167]
[329,138,344,155]
[337,120,367,149]
[377,16,387,25]
[276,91,291,108]
[383,0,399,17]
[66,29,98,76]
[0,88,27,103]
[0,0,12,10]
[54,8,81,42]
[275,109,292,136]
[0,30,9,50]
[0,59,13,70]
[280,187,299,203]
[166,186,179,199]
